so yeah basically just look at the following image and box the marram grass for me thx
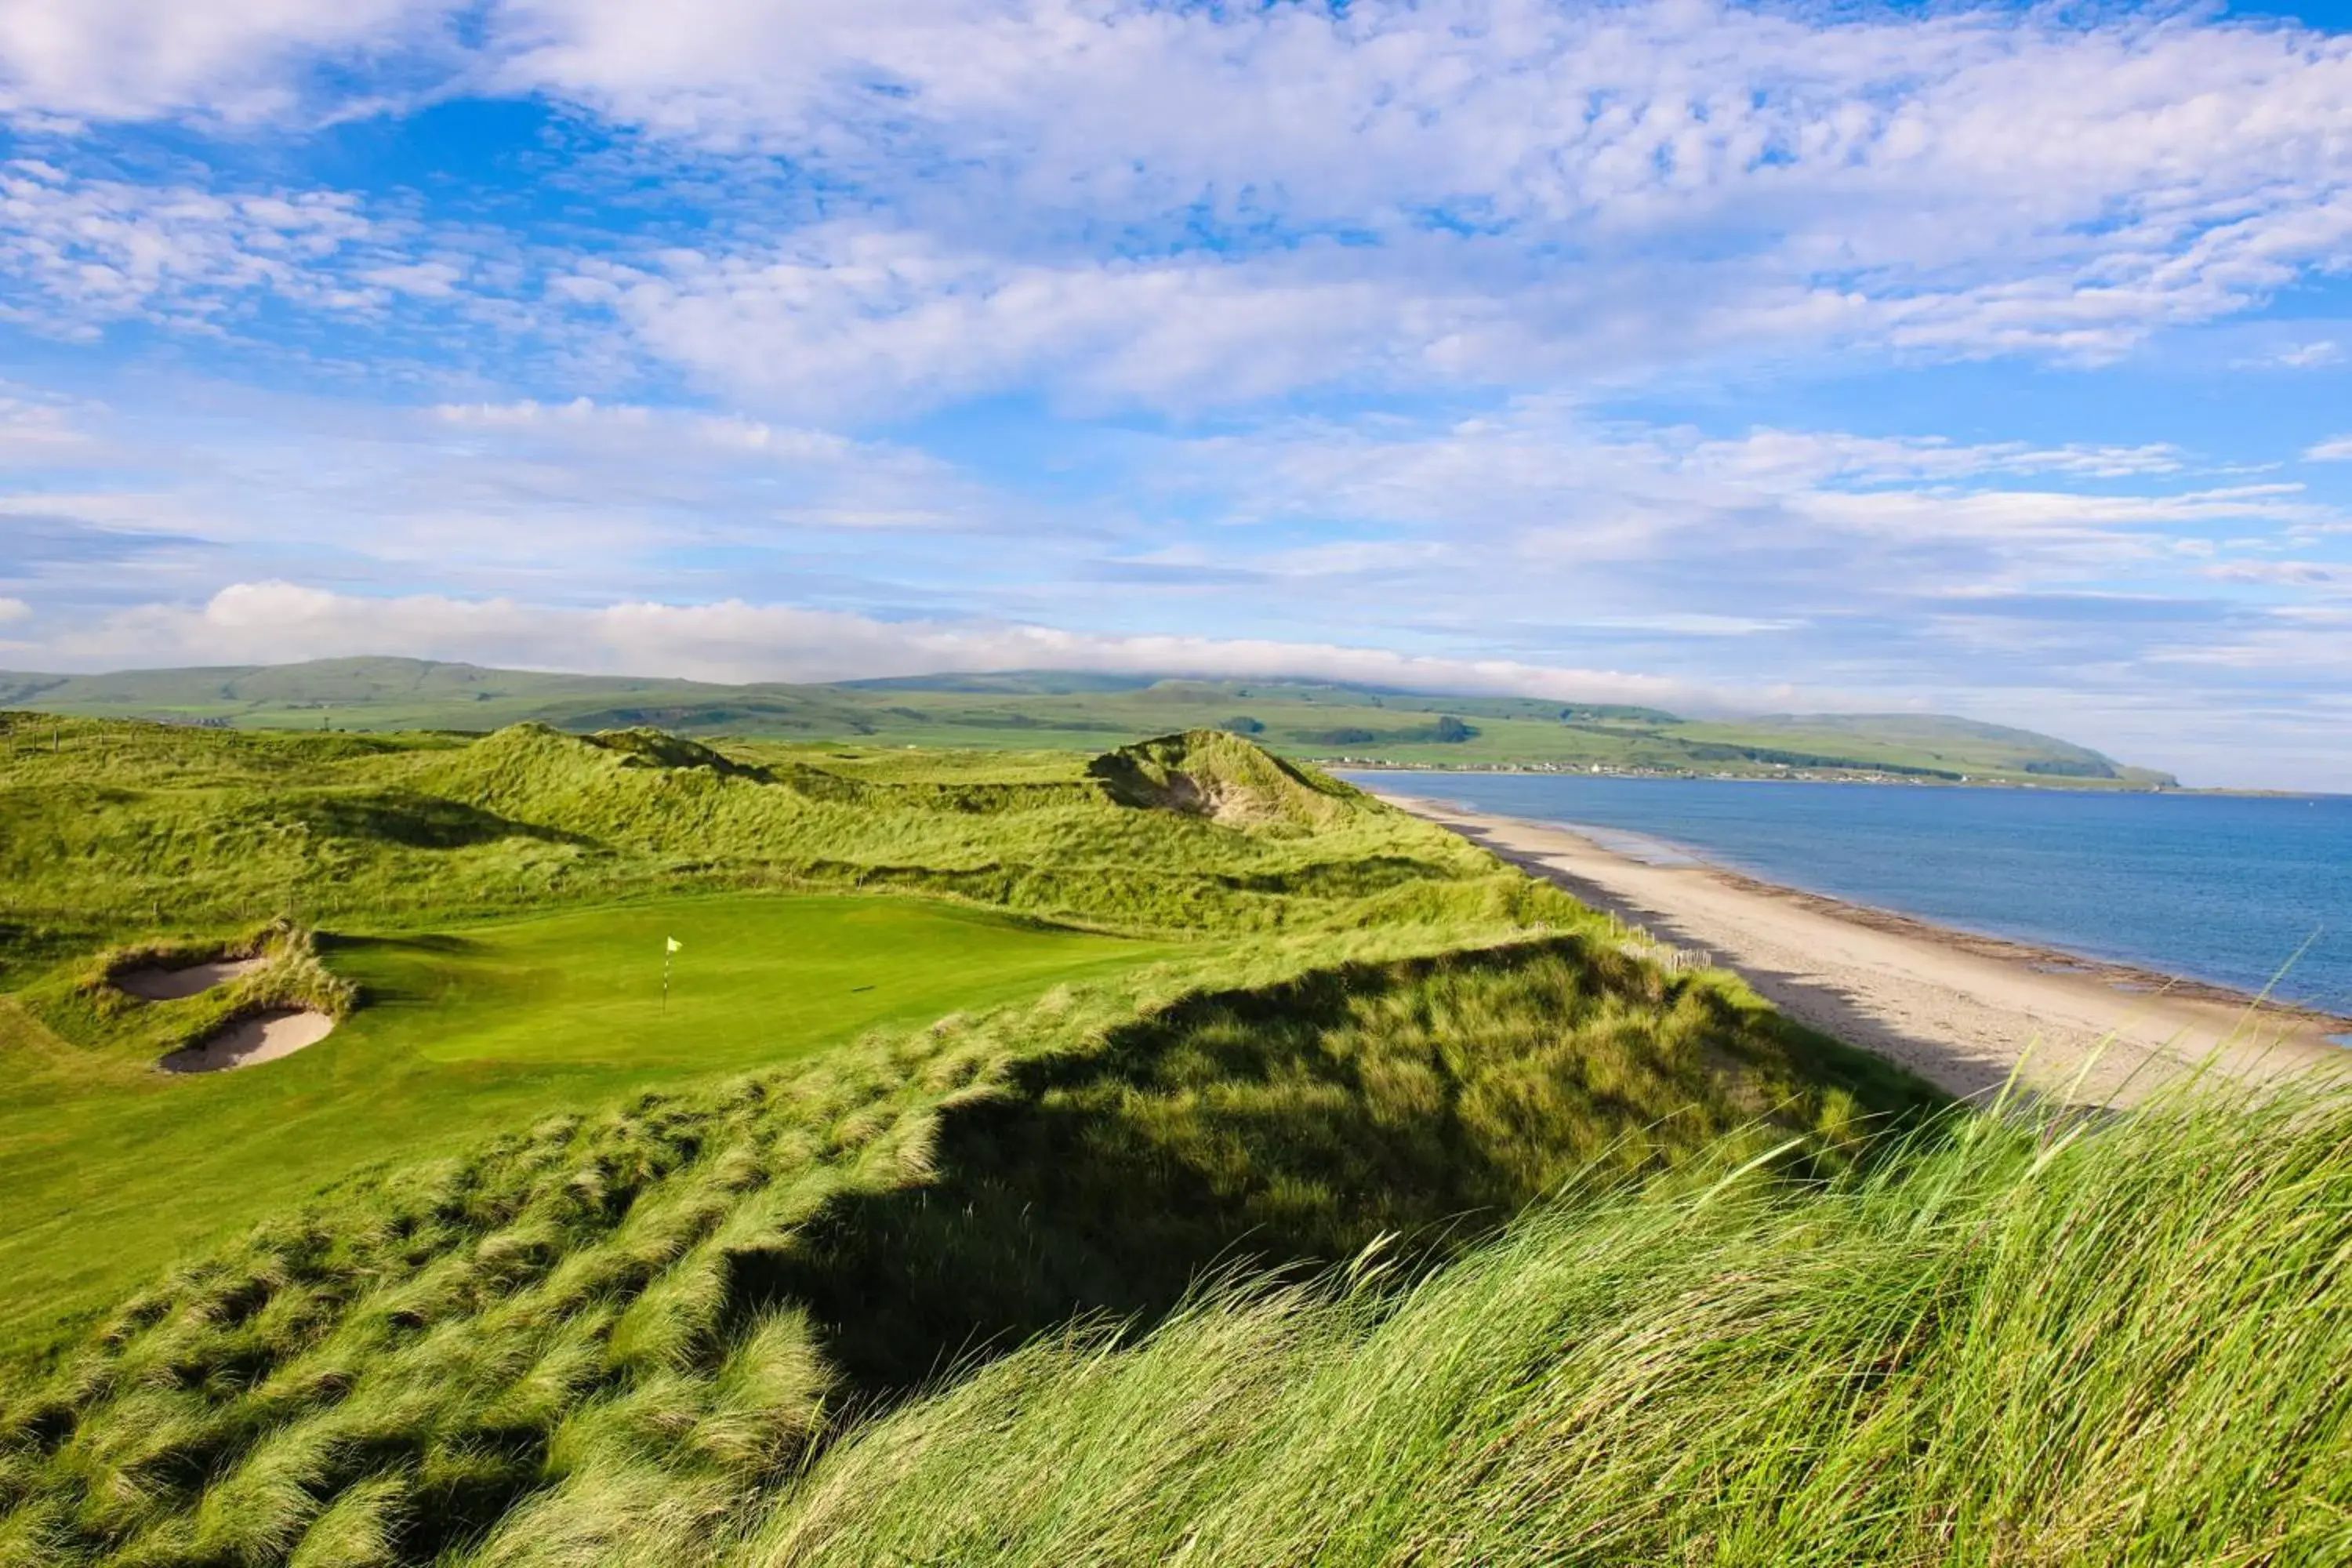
[3,717,2333,1566]
[0,938,1935,1567]
[753,1075,2352,1568]
[0,720,1584,1345]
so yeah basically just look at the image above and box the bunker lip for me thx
[158,1010,336,1073]
[116,956,268,1002]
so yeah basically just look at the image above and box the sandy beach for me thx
[1378,789,2350,1105]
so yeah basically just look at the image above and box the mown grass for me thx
[0,717,1536,965]
[0,894,1172,1352]
[0,935,1933,1567]
[10,713,2321,1566]
[0,719,1566,1347]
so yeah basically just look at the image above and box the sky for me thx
[0,2,2348,789]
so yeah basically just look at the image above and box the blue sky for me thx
[1,2,2349,788]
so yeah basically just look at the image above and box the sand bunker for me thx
[116,956,268,1001]
[158,1010,336,1074]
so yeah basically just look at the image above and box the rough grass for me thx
[11,713,2310,1565]
[24,921,358,1068]
[0,895,1174,1353]
[751,1076,2352,1566]
[0,934,1939,1567]
[0,720,1543,967]
[0,720,1572,1347]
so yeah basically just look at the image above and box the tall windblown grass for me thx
[751,1076,2352,1566]
[0,935,1923,1566]
[0,718,1552,960]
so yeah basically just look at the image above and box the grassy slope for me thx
[0,717,1967,1564]
[9,713,2322,1565]
[0,719,1572,1348]
[0,714,1554,949]
[0,718,1620,1338]
[0,658,2175,786]
[0,941,1937,1568]
[0,895,1166,1348]
[763,1080,2351,1566]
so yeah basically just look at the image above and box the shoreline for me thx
[1330,761,2339,802]
[1374,788,2350,1105]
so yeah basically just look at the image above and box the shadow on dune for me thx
[726,941,1947,1400]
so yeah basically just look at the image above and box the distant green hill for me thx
[1,713,2334,1566]
[0,656,2176,787]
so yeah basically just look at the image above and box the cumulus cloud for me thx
[492,1,2352,409]
[0,0,463,125]
[5,3,2350,410]
[31,579,1713,710]
[8,389,2341,711]
[2,2,2348,783]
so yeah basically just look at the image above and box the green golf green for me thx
[0,891,1171,1350]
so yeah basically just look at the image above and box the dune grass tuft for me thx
[0,931,1929,1566]
[750,1075,2352,1566]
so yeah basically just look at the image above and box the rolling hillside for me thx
[0,659,2176,787]
[2,717,2336,1566]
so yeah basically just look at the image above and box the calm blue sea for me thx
[1340,773,2352,1019]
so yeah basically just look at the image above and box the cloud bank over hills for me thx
[0,2,2348,787]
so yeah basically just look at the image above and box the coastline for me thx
[1374,787,2351,1105]
[1329,761,2336,800]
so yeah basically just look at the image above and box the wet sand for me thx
[1380,790,2350,1105]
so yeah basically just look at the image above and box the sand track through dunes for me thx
[113,956,267,1000]
[158,1008,336,1073]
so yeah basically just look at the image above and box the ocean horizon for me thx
[1340,771,2352,1025]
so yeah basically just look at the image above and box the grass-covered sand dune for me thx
[1,720,1586,1346]
[1,718,2338,1565]
[0,715,1551,954]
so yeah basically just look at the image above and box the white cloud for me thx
[1184,408,2328,561]
[0,595,30,623]
[0,391,1014,604]
[16,579,2350,787]
[0,389,95,461]
[2307,435,2352,462]
[0,160,386,335]
[2202,560,2345,590]
[31,579,1714,711]
[0,0,462,125]
[11,4,2347,412]
[2270,341,2343,370]
[491,2,2352,408]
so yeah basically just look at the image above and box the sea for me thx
[1338,772,2352,1024]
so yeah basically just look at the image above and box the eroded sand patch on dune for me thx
[158,1010,336,1073]
[116,957,269,1002]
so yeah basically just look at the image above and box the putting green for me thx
[0,891,1171,1351]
